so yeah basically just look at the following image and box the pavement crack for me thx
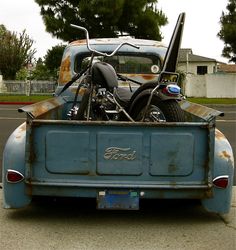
[218,213,236,230]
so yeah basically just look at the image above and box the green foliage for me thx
[14,44,66,81]
[44,44,66,79]
[218,0,236,63]
[31,58,52,80]
[115,0,167,40]
[16,68,28,80]
[0,25,36,79]
[34,0,167,41]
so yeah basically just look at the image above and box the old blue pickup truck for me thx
[2,13,234,213]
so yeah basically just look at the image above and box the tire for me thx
[129,81,158,105]
[130,95,185,122]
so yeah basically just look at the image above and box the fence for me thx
[0,79,56,95]
[1,74,236,98]
[184,73,236,98]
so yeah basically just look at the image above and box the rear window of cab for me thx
[74,53,162,74]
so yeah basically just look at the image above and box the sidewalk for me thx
[0,187,235,250]
[221,186,236,228]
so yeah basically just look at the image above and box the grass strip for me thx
[187,98,236,105]
[0,95,235,105]
[0,95,51,103]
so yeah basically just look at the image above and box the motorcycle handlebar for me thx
[70,24,140,56]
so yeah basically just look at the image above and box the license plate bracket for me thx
[97,190,139,210]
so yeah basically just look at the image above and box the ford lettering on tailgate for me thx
[104,147,136,161]
[97,132,143,176]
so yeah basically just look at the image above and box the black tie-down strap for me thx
[57,67,88,96]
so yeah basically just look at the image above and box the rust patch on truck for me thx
[19,97,65,119]
[70,39,86,46]
[140,74,157,81]
[32,98,63,118]
[14,122,26,140]
[217,147,234,166]
[218,150,232,161]
[215,129,226,141]
[124,74,157,81]
[180,101,223,121]
[58,56,72,84]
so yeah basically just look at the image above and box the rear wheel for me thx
[130,95,185,122]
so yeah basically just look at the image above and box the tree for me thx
[35,0,167,41]
[15,44,66,81]
[31,58,52,80]
[15,68,28,80]
[30,45,66,80]
[44,44,66,73]
[0,25,36,79]
[218,0,236,63]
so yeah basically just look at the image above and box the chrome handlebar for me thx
[70,24,140,56]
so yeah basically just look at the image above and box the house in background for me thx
[217,64,236,74]
[177,48,218,75]
[176,49,236,98]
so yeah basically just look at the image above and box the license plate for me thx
[97,190,139,210]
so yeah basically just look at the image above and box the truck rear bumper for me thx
[26,180,212,200]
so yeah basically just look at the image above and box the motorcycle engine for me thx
[92,88,118,120]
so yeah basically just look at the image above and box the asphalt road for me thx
[0,104,235,183]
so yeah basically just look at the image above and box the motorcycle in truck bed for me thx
[2,13,234,213]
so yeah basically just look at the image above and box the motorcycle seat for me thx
[113,87,133,108]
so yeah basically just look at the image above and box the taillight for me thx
[162,84,181,96]
[6,170,24,183]
[213,175,229,189]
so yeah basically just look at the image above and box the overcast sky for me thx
[158,0,228,63]
[0,0,229,62]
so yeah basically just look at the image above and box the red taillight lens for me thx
[213,176,229,189]
[6,170,24,183]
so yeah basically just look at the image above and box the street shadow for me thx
[6,196,220,226]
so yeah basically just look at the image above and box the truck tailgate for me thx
[25,120,213,195]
